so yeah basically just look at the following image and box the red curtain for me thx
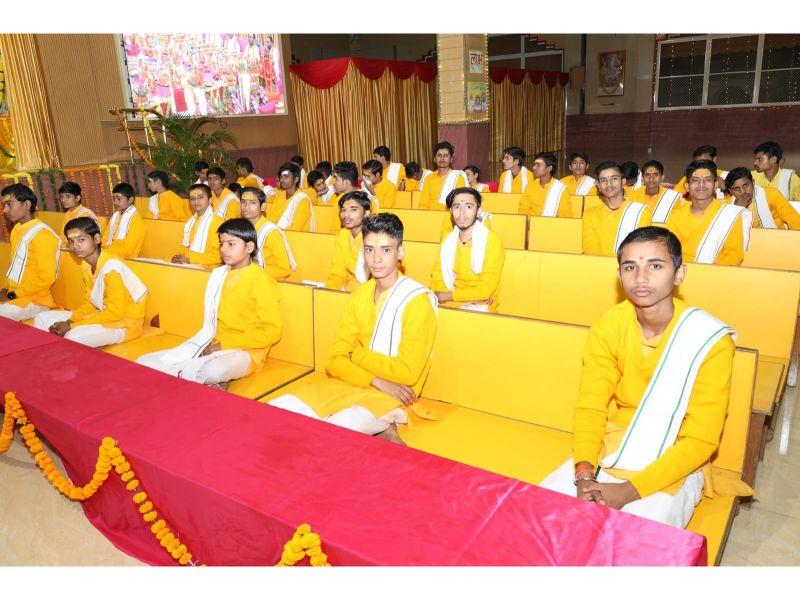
[489,67,570,87]
[290,57,436,89]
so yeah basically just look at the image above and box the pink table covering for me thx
[0,317,707,566]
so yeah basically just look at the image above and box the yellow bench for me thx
[412,191,585,219]
[387,208,526,249]
[263,287,756,566]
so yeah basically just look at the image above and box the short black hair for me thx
[338,190,372,212]
[147,170,170,189]
[464,164,480,178]
[236,157,254,172]
[620,161,639,182]
[569,151,589,163]
[373,146,391,161]
[217,218,258,258]
[194,160,209,172]
[405,161,421,178]
[362,212,403,245]
[112,182,135,199]
[434,141,455,157]
[725,167,754,192]
[58,181,82,197]
[362,159,383,177]
[241,186,266,204]
[617,226,683,270]
[503,146,525,166]
[334,161,359,186]
[693,145,717,159]
[594,161,623,179]
[315,161,332,178]
[307,170,325,187]
[188,183,212,198]
[207,166,226,180]
[277,162,301,182]
[228,182,242,195]
[290,155,304,167]
[64,216,101,238]
[753,140,782,162]
[1,183,37,213]
[642,160,664,176]
[534,152,557,175]
[685,159,718,182]
[445,186,482,209]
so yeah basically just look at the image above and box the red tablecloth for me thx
[0,318,707,566]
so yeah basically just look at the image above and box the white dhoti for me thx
[538,457,704,529]
[268,393,407,435]
[33,310,126,348]
[136,348,251,385]
[0,302,50,322]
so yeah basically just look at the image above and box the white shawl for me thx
[576,176,597,196]
[213,191,239,219]
[439,220,490,291]
[694,204,745,264]
[276,191,315,232]
[541,179,568,217]
[501,167,530,193]
[256,220,297,271]
[105,205,138,246]
[613,202,648,253]
[369,276,437,358]
[437,170,466,205]
[89,257,148,310]
[752,185,776,229]
[651,188,682,224]
[6,222,60,285]
[182,206,216,253]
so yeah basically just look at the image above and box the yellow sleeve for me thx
[405,179,418,192]
[288,197,312,231]
[220,275,283,351]
[11,232,59,298]
[324,232,349,290]
[378,183,396,209]
[419,182,433,210]
[451,235,505,303]
[518,187,533,215]
[439,213,453,241]
[556,189,572,218]
[71,271,128,327]
[772,190,800,230]
[791,172,800,202]
[675,177,687,195]
[573,313,623,468]
[188,217,222,266]
[628,335,734,498]
[68,272,97,323]
[429,246,446,292]
[109,215,145,259]
[350,294,437,386]
[224,200,241,221]
[639,206,653,228]
[263,230,293,280]
[325,290,379,388]
[717,214,744,265]
[581,209,602,255]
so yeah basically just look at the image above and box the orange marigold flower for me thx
[133,492,148,504]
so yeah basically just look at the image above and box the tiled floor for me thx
[2,384,799,566]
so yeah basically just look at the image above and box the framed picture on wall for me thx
[598,50,625,97]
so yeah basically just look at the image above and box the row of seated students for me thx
[0,176,754,531]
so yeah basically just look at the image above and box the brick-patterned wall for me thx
[566,105,800,183]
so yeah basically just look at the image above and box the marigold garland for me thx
[0,392,196,566]
[276,524,331,567]
[112,108,155,168]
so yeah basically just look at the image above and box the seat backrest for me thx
[528,216,582,253]
[312,287,350,371]
[311,205,336,233]
[569,195,586,218]
[742,228,800,271]
[394,192,413,209]
[283,231,334,283]
[480,193,520,215]
[387,208,527,250]
[139,218,183,260]
[713,348,756,474]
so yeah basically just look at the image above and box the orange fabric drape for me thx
[0,34,59,170]
[290,62,436,170]
[489,72,566,180]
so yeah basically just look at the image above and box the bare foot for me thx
[207,381,231,392]
[376,423,406,446]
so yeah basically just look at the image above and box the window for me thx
[656,34,800,109]
[488,34,564,71]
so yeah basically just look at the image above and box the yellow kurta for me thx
[404,179,420,192]
[255,216,293,280]
[665,200,744,266]
[214,263,283,374]
[324,228,364,292]
[385,163,407,187]
[573,298,734,498]
[4,219,60,308]
[236,175,262,190]
[582,200,653,257]
[68,251,146,342]
[752,168,800,202]
[724,186,800,230]
[266,190,313,231]
[560,175,597,196]
[212,188,241,221]
[372,178,398,209]
[430,229,505,311]
[499,169,535,193]
[147,190,189,221]
[173,212,223,267]
[61,205,99,242]
[518,178,572,217]
[103,210,145,258]
[418,170,468,211]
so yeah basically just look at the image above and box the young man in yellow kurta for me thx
[194,160,209,185]
[268,213,438,445]
[674,145,728,196]
[583,162,652,257]
[171,183,223,267]
[362,159,397,209]
[103,183,145,259]
[324,191,372,291]
[621,161,642,197]
[560,151,597,196]
[137,218,283,388]
[58,181,99,243]
[207,166,241,221]
[307,170,336,205]
[666,160,746,266]
[627,160,684,224]
[34,217,146,348]
[540,226,748,528]
[418,141,468,211]
[290,155,308,189]
[752,140,800,202]
[235,157,264,190]
[0,184,61,322]
[146,170,190,221]
[498,146,534,194]
[240,186,295,280]
[519,152,571,217]
[329,161,378,219]
[725,167,800,230]
[464,165,489,193]
[372,145,406,188]
[430,187,505,312]
[399,161,432,192]
[266,162,314,232]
